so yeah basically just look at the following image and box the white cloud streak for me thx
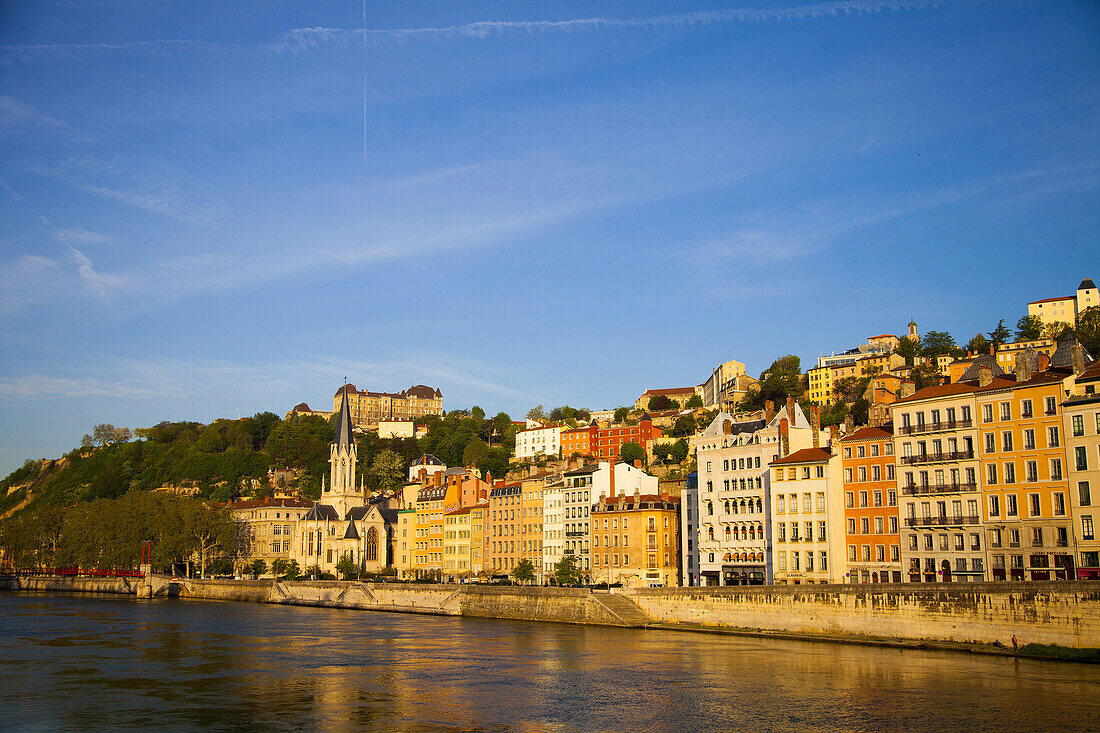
[66,245,123,306]
[268,1,942,52]
[1,2,945,60]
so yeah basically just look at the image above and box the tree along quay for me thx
[4,575,1099,656]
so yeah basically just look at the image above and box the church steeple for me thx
[334,382,355,450]
[329,380,360,518]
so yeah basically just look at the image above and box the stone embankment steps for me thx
[593,593,653,627]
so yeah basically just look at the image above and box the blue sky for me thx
[0,0,1098,474]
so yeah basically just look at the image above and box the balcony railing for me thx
[900,450,975,465]
[901,482,978,495]
[898,419,972,436]
[905,515,981,527]
[565,530,586,538]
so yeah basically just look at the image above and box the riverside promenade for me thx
[4,575,1098,651]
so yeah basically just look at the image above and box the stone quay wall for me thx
[630,581,1100,648]
[5,575,1098,648]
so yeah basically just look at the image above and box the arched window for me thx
[707,502,713,516]
[366,526,378,562]
[724,500,730,514]
[708,527,714,540]
[725,527,731,540]
[756,498,763,512]
[732,501,738,515]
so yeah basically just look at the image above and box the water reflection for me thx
[1,592,1097,732]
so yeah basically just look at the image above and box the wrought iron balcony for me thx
[898,419,972,436]
[900,450,975,465]
[905,515,981,527]
[901,481,978,496]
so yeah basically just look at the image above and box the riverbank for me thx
[4,575,1098,659]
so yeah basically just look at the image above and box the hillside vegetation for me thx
[0,409,519,520]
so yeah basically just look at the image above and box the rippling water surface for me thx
[1,592,1097,732]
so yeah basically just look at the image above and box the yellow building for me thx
[807,353,904,405]
[444,507,473,580]
[335,383,442,428]
[977,364,1073,580]
[521,471,557,582]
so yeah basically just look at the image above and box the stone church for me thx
[292,384,397,576]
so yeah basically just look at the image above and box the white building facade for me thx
[695,402,817,585]
[770,447,846,585]
[515,425,562,461]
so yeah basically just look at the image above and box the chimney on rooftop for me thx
[829,425,838,448]
[809,405,821,449]
[990,344,996,356]
[786,396,796,422]
[634,459,643,469]
[979,365,993,387]
[1038,353,1050,371]
[434,471,443,487]
[898,381,915,400]
[608,461,616,499]
[779,418,790,457]
[765,400,775,422]
[1072,344,1086,375]
[1016,348,1035,383]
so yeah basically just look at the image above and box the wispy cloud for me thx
[30,155,219,222]
[0,254,63,313]
[0,96,63,127]
[1,2,945,61]
[0,39,239,63]
[66,246,123,305]
[55,228,110,245]
[269,1,942,53]
[686,163,1100,272]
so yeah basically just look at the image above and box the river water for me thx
[1,593,1097,732]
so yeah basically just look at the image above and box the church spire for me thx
[334,380,355,450]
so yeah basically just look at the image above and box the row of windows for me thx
[777,551,828,572]
[775,521,827,542]
[842,442,894,458]
[984,459,1064,485]
[844,465,896,483]
[847,544,900,562]
[1070,412,1100,436]
[775,465,826,481]
[983,426,1060,453]
[846,516,899,535]
[845,489,899,508]
[775,492,827,513]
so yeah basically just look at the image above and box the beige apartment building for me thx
[770,446,846,585]
[892,379,983,583]
[1065,358,1100,579]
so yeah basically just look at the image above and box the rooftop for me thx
[771,447,833,465]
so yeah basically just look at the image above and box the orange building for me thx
[590,491,680,587]
[841,426,901,583]
[561,425,597,459]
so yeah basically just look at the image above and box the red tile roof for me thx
[1028,295,1074,305]
[770,447,832,465]
[641,387,696,396]
[841,426,893,442]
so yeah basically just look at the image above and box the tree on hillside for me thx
[895,337,920,366]
[512,559,535,584]
[910,362,943,391]
[1078,306,1100,356]
[471,405,485,421]
[966,332,989,354]
[614,407,630,423]
[670,439,689,464]
[620,441,645,466]
[740,355,803,410]
[685,394,703,408]
[1015,315,1044,342]
[921,331,961,358]
[553,555,582,586]
[84,424,131,448]
[647,394,674,411]
[461,438,488,468]
[371,450,405,494]
[987,319,1011,347]
[526,405,546,422]
[669,414,697,438]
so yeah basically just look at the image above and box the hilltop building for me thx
[1027,277,1098,329]
[334,383,442,428]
